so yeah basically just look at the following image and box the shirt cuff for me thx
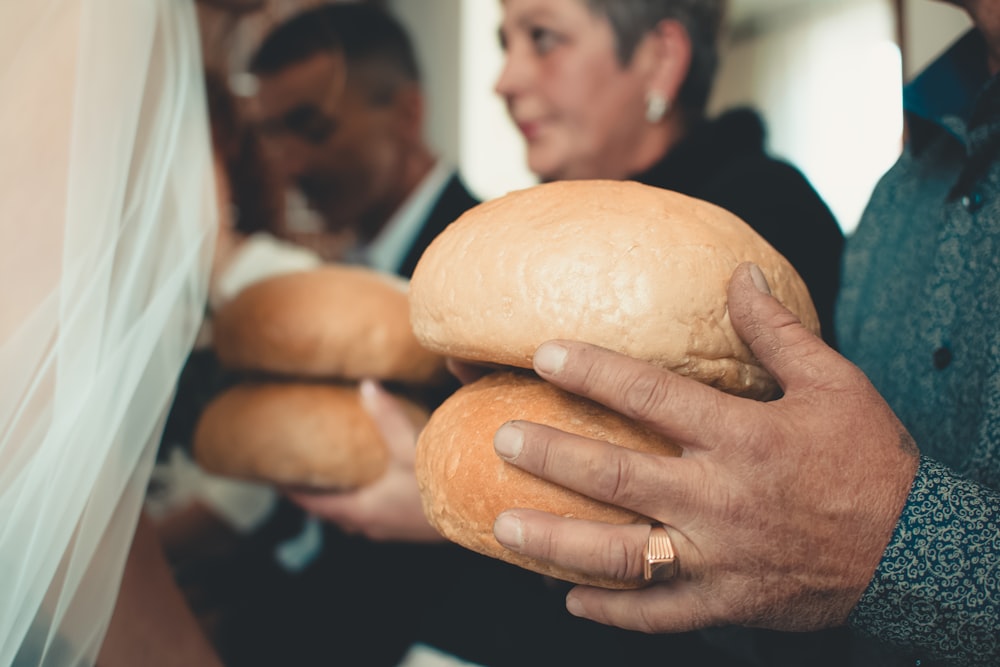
[849,456,1000,665]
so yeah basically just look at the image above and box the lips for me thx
[515,119,542,142]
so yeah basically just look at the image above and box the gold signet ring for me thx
[643,524,678,582]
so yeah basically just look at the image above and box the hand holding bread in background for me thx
[285,378,446,542]
[193,265,448,494]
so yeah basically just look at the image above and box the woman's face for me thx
[495,0,651,180]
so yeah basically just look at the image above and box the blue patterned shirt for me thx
[837,30,1000,666]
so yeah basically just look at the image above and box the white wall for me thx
[902,0,971,80]
[390,0,536,201]
[712,0,903,234]
[387,0,464,171]
[458,0,537,200]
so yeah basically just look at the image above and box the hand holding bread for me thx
[489,265,918,634]
[193,265,447,493]
[408,180,822,587]
[286,379,445,542]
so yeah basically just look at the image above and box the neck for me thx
[625,114,688,178]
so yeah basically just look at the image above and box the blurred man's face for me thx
[254,52,406,235]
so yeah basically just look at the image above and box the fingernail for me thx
[566,593,585,617]
[359,379,381,414]
[494,423,524,461]
[494,512,523,549]
[534,342,567,375]
[749,263,771,295]
[359,378,378,401]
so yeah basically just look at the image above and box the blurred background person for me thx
[495,0,844,349]
[187,5,489,666]
[248,2,479,277]
[145,68,327,647]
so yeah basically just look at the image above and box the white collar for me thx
[363,160,453,274]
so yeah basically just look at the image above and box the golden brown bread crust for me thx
[415,372,681,589]
[212,265,448,385]
[410,180,823,585]
[194,382,428,491]
[409,179,819,399]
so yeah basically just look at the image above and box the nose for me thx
[494,42,530,100]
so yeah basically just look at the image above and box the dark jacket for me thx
[398,172,480,279]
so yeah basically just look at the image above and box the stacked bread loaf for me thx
[193,265,449,492]
[408,179,820,588]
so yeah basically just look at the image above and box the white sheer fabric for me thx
[0,1,214,665]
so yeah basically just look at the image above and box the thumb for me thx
[728,262,833,392]
[359,379,418,464]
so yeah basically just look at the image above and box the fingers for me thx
[286,490,356,528]
[359,379,417,464]
[491,509,714,633]
[566,583,712,634]
[727,262,839,391]
[493,510,651,583]
[494,421,699,517]
[531,341,737,450]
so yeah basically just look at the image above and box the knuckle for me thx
[619,371,673,423]
[593,452,637,506]
[612,456,631,505]
[534,525,562,561]
[535,429,564,479]
[604,532,645,582]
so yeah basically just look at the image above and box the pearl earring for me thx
[645,92,669,124]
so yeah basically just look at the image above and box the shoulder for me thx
[682,108,836,223]
[702,154,840,237]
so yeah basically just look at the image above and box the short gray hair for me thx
[582,0,727,117]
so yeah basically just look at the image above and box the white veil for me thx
[0,0,214,665]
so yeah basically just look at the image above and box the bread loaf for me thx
[416,371,679,588]
[409,180,818,399]
[194,382,428,491]
[214,265,448,385]
[410,180,820,585]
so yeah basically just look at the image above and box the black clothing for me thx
[398,173,480,279]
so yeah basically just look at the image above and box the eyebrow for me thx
[498,8,563,45]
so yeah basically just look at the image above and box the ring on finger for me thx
[643,523,678,583]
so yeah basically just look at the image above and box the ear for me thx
[635,18,692,112]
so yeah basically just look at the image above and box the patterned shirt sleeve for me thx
[849,456,1000,665]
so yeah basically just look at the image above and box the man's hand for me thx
[490,262,919,633]
[287,379,444,543]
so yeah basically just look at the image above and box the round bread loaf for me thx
[409,179,819,399]
[415,371,681,589]
[410,180,822,586]
[194,382,428,491]
[213,265,448,385]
